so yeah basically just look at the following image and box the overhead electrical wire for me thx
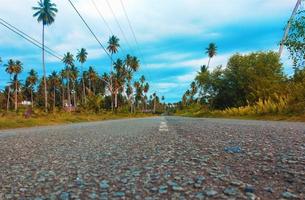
[90,0,127,55]
[104,0,134,54]
[118,0,152,87]
[0,18,62,61]
[67,0,114,62]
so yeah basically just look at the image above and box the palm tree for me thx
[5,59,15,111]
[107,35,120,111]
[62,52,74,108]
[70,65,79,107]
[190,81,197,102]
[206,43,217,68]
[76,48,88,103]
[48,71,60,111]
[143,83,149,110]
[87,66,98,94]
[153,92,157,113]
[12,60,23,111]
[60,69,66,108]
[33,0,58,112]
[26,69,38,108]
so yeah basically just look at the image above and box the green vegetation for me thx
[175,10,305,121]
[0,110,155,130]
[0,0,166,130]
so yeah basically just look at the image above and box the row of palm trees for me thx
[1,49,158,113]
[28,0,157,112]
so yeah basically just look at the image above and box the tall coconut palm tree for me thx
[26,69,38,108]
[62,52,74,107]
[5,59,15,111]
[76,48,88,103]
[107,35,120,111]
[206,43,217,68]
[87,66,98,94]
[33,0,58,112]
[12,60,23,111]
[48,71,60,111]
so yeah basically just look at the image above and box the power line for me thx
[90,0,114,36]
[118,0,152,86]
[90,0,127,55]
[104,0,134,54]
[0,18,62,61]
[67,0,113,62]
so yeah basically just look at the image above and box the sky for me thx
[0,0,298,102]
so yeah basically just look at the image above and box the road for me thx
[0,117,304,199]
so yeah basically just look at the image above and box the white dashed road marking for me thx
[159,121,169,132]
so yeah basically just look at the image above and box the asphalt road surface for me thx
[0,117,304,199]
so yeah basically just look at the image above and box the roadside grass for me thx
[175,103,305,122]
[0,111,156,130]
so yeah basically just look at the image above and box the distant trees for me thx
[187,51,285,109]
[25,69,38,108]
[0,44,157,114]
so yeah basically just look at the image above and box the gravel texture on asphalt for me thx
[0,116,304,199]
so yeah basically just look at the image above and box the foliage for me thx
[285,10,305,69]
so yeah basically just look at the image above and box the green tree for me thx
[4,59,15,111]
[107,35,120,111]
[33,0,58,112]
[206,43,217,68]
[62,52,74,107]
[48,71,60,110]
[70,65,79,107]
[25,69,38,108]
[12,60,23,111]
[76,48,88,103]
[284,10,305,69]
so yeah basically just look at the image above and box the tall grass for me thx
[218,95,288,116]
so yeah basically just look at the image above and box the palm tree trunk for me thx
[6,85,10,112]
[153,98,156,113]
[67,74,71,108]
[42,24,48,112]
[115,90,118,109]
[207,57,211,68]
[73,82,77,108]
[81,65,86,103]
[15,78,18,112]
[53,87,56,111]
[62,82,65,108]
[31,89,34,109]
[110,54,114,112]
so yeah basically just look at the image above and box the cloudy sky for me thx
[0,0,297,102]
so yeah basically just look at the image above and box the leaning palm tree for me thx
[5,59,15,111]
[62,52,74,108]
[12,60,23,111]
[26,69,38,108]
[206,43,217,68]
[76,48,88,103]
[107,35,120,111]
[33,0,58,112]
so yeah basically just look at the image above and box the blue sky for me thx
[0,0,297,102]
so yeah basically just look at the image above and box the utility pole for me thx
[279,0,302,57]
